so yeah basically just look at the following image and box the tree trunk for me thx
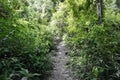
[96,0,102,24]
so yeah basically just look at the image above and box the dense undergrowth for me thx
[51,0,120,80]
[1,0,120,80]
[0,0,54,80]
[65,15,120,80]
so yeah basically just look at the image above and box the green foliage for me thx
[0,0,54,80]
[1,0,120,80]
[54,0,120,80]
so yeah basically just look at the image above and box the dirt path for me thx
[47,37,76,80]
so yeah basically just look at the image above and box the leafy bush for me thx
[0,0,54,80]
[61,0,120,80]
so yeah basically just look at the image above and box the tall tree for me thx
[96,0,102,24]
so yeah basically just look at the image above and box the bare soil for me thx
[47,37,78,80]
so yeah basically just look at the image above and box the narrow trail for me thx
[47,37,76,80]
